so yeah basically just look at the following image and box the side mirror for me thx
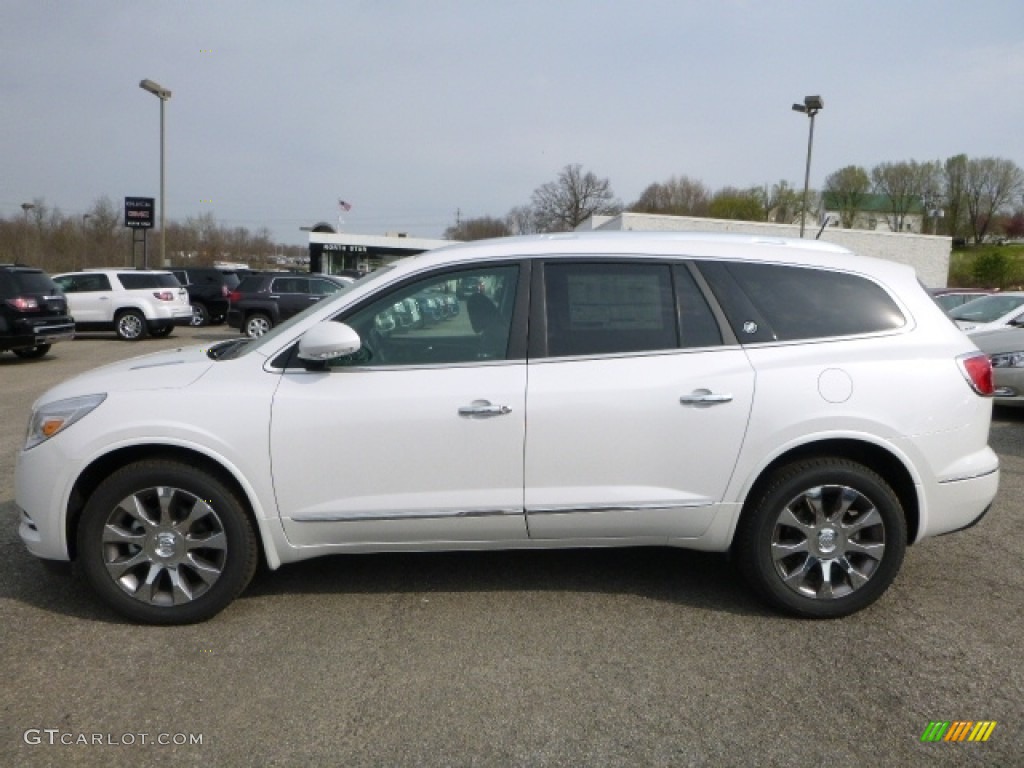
[297,322,362,362]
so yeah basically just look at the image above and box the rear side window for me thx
[699,261,905,342]
[235,276,264,293]
[544,263,677,356]
[272,277,308,293]
[118,273,180,289]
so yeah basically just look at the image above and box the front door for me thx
[272,263,528,547]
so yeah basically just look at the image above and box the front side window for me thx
[544,263,677,356]
[331,265,519,367]
[55,274,111,292]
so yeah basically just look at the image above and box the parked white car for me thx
[18,233,999,623]
[52,268,192,340]
[950,291,1024,332]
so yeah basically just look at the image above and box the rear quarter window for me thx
[118,273,181,290]
[700,261,906,342]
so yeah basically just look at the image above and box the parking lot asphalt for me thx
[1,328,1022,767]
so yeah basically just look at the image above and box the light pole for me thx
[139,79,172,267]
[792,95,823,238]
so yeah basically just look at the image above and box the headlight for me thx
[24,394,106,450]
[990,351,1024,368]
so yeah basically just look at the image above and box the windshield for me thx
[226,267,393,359]
[950,294,1024,322]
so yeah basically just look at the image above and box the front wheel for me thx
[115,310,146,340]
[733,458,906,619]
[77,460,259,624]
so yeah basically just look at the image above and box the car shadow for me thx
[240,546,773,619]
[0,519,773,623]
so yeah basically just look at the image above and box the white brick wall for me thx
[582,213,951,288]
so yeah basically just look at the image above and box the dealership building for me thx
[307,228,449,275]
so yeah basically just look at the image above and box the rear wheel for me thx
[13,344,51,359]
[734,458,906,618]
[190,303,210,327]
[115,310,146,340]
[77,460,258,624]
[244,313,272,338]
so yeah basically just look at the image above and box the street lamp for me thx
[792,94,823,238]
[139,78,172,267]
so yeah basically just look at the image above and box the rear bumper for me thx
[0,318,75,350]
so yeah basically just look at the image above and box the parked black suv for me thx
[0,264,76,359]
[226,272,353,337]
[168,267,242,326]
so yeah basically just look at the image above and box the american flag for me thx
[338,199,352,212]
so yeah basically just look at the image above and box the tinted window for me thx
[56,273,112,292]
[700,261,905,342]
[544,263,677,356]
[118,273,180,289]
[333,265,519,366]
[11,272,58,294]
[310,278,343,296]
[674,265,723,348]
[272,277,308,293]
[235,276,265,293]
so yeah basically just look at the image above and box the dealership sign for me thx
[124,197,155,229]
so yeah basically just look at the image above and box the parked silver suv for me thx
[52,269,192,340]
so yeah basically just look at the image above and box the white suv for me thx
[18,233,1000,623]
[52,269,192,340]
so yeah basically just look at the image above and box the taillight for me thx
[227,290,241,303]
[958,352,994,396]
[5,296,40,311]
[153,291,175,301]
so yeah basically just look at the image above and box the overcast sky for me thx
[3,1,1022,246]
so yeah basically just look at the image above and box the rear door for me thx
[524,261,755,541]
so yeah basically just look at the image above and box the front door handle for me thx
[459,400,512,418]
[679,390,733,407]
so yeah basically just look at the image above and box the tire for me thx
[190,303,210,327]
[13,344,51,359]
[76,460,258,624]
[148,325,174,338]
[244,313,272,338]
[734,458,906,619]
[115,310,147,340]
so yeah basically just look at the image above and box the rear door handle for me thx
[679,390,733,407]
[459,400,512,418]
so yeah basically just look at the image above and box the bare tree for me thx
[530,164,621,232]
[443,216,511,241]
[964,156,1024,244]
[630,175,711,216]
[823,165,871,228]
[504,205,539,235]
[871,160,934,232]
